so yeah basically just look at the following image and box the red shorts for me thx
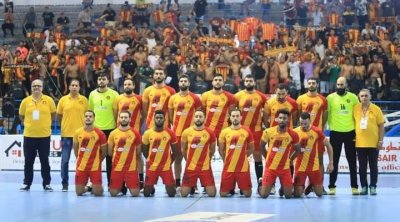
[110,170,140,190]
[75,170,102,185]
[253,131,263,152]
[182,170,215,187]
[145,169,175,186]
[262,169,292,187]
[220,171,252,193]
[293,170,323,186]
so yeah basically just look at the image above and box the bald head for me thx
[337,77,347,87]
[336,77,347,95]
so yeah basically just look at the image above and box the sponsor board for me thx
[1,135,399,173]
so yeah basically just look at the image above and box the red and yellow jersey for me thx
[234,22,251,41]
[168,92,202,137]
[152,9,164,24]
[294,126,325,172]
[181,126,216,171]
[114,94,142,129]
[234,90,267,132]
[119,10,133,22]
[328,12,340,27]
[143,85,176,129]
[348,29,360,43]
[49,54,60,77]
[328,36,338,49]
[74,127,107,172]
[262,126,300,170]
[261,23,276,41]
[201,90,236,137]
[75,55,88,71]
[219,127,254,173]
[108,128,141,172]
[142,128,177,171]
[265,96,297,128]
[296,93,327,129]
[243,17,261,35]
[214,65,231,81]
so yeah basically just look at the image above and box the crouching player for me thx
[108,111,142,197]
[181,110,217,197]
[293,112,334,197]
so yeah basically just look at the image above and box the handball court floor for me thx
[1,171,400,222]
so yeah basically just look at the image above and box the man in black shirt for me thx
[42,6,55,31]
[192,0,207,23]
[56,12,70,34]
[102,3,116,22]
[121,53,138,93]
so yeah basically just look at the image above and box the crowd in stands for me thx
[1,0,400,104]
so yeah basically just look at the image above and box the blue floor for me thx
[1,171,399,222]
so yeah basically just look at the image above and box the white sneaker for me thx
[269,185,276,195]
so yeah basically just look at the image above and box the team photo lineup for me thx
[7,0,391,199]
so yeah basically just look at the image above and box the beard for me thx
[155,78,164,84]
[245,85,255,91]
[194,121,203,127]
[179,86,188,91]
[124,88,133,94]
[213,86,222,90]
[336,88,346,95]
[120,122,129,127]
[308,87,317,92]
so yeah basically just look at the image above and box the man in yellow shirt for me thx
[19,79,56,191]
[57,79,88,191]
[353,89,384,195]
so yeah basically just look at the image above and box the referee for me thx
[327,77,359,195]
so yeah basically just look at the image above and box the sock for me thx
[254,161,263,181]
[175,178,181,187]
[139,173,144,182]
[290,165,294,177]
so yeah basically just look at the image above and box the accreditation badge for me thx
[32,109,40,120]
[360,117,368,129]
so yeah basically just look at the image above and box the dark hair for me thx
[119,110,131,118]
[154,110,165,117]
[124,78,134,85]
[244,74,255,80]
[229,108,242,116]
[85,110,95,117]
[276,109,290,117]
[97,72,109,79]
[69,78,80,86]
[277,83,287,90]
[307,77,318,82]
[300,112,311,120]
[213,74,224,80]
[179,74,190,81]
[194,109,206,115]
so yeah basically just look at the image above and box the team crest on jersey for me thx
[284,138,289,142]
[128,136,132,140]
[240,134,245,138]
[346,99,350,103]
[106,96,110,100]
[163,137,167,141]
[309,136,314,140]
[42,101,47,104]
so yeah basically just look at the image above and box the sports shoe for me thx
[229,189,236,195]
[351,188,359,195]
[322,187,328,195]
[20,184,30,191]
[85,185,93,193]
[360,187,368,195]
[140,182,144,193]
[190,187,196,195]
[370,186,377,195]
[44,185,53,192]
[269,185,276,195]
[328,187,336,195]
[176,186,181,193]
[279,188,284,197]
[62,184,68,192]
[121,186,127,195]
[304,185,313,195]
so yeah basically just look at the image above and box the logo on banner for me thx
[4,141,22,157]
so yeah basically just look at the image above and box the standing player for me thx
[181,110,217,197]
[73,111,107,196]
[142,110,178,197]
[57,79,88,192]
[88,73,119,187]
[201,74,236,139]
[113,78,145,189]
[296,77,328,194]
[108,111,142,197]
[218,109,254,197]
[142,67,176,130]
[259,109,301,199]
[264,83,297,128]
[327,77,359,195]
[234,75,267,182]
[293,112,334,198]
[168,75,202,189]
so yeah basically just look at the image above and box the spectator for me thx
[42,6,55,31]
[102,3,116,22]
[23,7,37,38]
[56,12,71,35]
[191,0,207,23]
[2,11,14,37]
